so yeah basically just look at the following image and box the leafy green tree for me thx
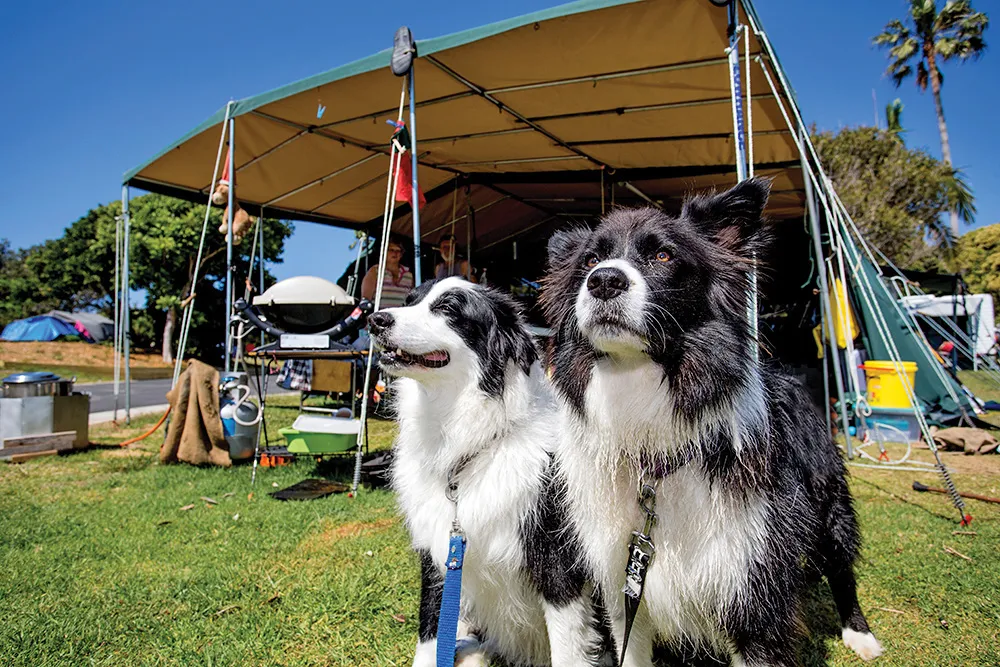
[813,126,974,268]
[0,195,293,364]
[0,240,51,326]
[874,0,989,237]
[951,223,1000,311]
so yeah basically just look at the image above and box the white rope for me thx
[755,49,932,426]
[352,82,407,494]
[748,36,967,514]
[743,24,754,178]
[172,103,233,388]
[828,214,968,497]
[833,206,965,413]
[848,462,940,474]
[915,312,1000,387]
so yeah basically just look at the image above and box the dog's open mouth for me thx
[380,347,450,368]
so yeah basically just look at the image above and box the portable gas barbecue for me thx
[234,276,372,353]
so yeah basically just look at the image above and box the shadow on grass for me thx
[645,581,842,666]
[852,476,958,523]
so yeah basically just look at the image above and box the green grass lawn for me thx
[1,395,998,666]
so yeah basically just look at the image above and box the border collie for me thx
[366,277,610,667]
[540,179,883,666]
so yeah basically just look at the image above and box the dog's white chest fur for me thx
[559,360,769,651]
[392,369,557,664]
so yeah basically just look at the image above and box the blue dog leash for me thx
[436,532,466,667]
[436,459,471,667]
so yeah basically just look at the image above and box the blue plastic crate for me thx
[862,407,921,443]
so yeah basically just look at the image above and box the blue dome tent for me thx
[1,315,84,342]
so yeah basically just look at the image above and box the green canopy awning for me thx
[123,0,805,247]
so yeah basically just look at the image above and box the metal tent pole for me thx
[802,141,853,457]
[113,198,122,422]
[122,185,132,424]
[408,66,422,285]
[224,117,235,372]
[259,205,265,348]
[725,19,758,361]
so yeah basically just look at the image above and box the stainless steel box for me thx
[0,394,89,449]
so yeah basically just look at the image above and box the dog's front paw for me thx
[455,634,487,667]
[412,639,436,667]
[842,628,884,661]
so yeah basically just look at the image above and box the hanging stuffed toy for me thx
[213,152,255,245]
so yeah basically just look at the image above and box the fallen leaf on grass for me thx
[201,496,218,505]
[877,607,905,615]
[222,492,235,498]
[943,545,972,562]
[392,614,406,623]
[952,530,977,536]
[214,604,239,617]
[179,504,195,511]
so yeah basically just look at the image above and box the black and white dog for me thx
[541,178,883,666]
[367,277,609,667]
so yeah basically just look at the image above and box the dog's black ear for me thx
[403,279,438,306]
[546,227,591,268]
[683,177,771,250]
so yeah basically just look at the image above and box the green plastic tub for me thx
[279,414,360,454]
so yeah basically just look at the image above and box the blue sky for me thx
[0,0,995,284]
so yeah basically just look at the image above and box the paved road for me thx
[81,375,291,414]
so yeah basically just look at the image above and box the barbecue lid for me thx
[252,276,354,307]
[3,371,63,384]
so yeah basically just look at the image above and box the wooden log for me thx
[1,431,76,458]
[4,448,63,463]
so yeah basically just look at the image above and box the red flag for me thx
[394,151,425,210]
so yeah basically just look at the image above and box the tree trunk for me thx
[927,50,959,238]
[162,306,176,364]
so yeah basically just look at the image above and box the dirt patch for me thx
[299,517,397,553]
[100,448,155,459]
[0,341,169,368]
[913,447,1000,476]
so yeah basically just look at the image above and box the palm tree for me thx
[885,98,906,139]
[874,0,988,237]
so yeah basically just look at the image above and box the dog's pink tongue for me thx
[425,351,448,361]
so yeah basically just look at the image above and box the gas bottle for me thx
[219,372,261,460]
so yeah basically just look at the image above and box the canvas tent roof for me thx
[123,0,805,246]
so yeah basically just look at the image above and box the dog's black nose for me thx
[587,267,629,301]
[367,311,394,335]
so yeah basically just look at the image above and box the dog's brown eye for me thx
[584,254,599,268]
[654,251,671,263]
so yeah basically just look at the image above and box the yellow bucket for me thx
[862,361,918,409]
